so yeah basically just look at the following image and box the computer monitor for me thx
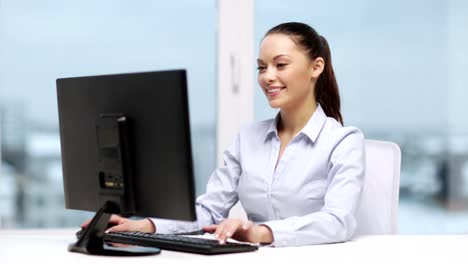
[56,69,196,255]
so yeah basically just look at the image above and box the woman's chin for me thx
[268,101,282,109]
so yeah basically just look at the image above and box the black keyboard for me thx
[76,229,258,255]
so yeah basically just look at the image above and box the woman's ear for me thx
[311,57,325,78]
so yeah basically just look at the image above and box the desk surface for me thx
[1,229,467,264]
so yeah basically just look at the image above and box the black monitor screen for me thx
[56,69,196,221]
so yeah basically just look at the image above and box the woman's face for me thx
[257,33,320,110]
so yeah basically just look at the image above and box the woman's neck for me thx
[278,100,317,136]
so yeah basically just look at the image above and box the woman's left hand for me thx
[202,218,273,245]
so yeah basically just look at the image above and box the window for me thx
[0,0,217,228]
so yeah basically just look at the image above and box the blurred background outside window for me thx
[1,0,468,234]
[0,0,217,228]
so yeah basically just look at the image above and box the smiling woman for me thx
[91,22,366,248]
[254,1,468,235]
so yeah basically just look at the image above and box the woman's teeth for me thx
[267,87,285,94]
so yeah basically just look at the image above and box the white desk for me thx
[1,229,467,264]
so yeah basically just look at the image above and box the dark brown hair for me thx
[265,22,343,125]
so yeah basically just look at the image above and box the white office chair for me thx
[353,139,401,236]
[229,139,402,236]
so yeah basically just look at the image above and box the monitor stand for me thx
[68,201,160,256]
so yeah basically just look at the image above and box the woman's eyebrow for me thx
[257,54,290,63]
[273,54,289,60]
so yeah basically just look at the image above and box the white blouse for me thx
[152,104,365,247]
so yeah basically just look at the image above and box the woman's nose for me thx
[263,68,276,83]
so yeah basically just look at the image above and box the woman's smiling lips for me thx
[266,86,286,96]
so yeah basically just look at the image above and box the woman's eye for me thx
[257,66,266,71]
[277,63,287,68]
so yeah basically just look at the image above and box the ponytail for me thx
[266,22,343,125]
[316,36,343,125]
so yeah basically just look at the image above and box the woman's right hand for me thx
[80,214,156,233]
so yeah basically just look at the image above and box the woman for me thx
[83,22,365,247]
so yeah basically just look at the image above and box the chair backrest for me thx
[354,139,401,236]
